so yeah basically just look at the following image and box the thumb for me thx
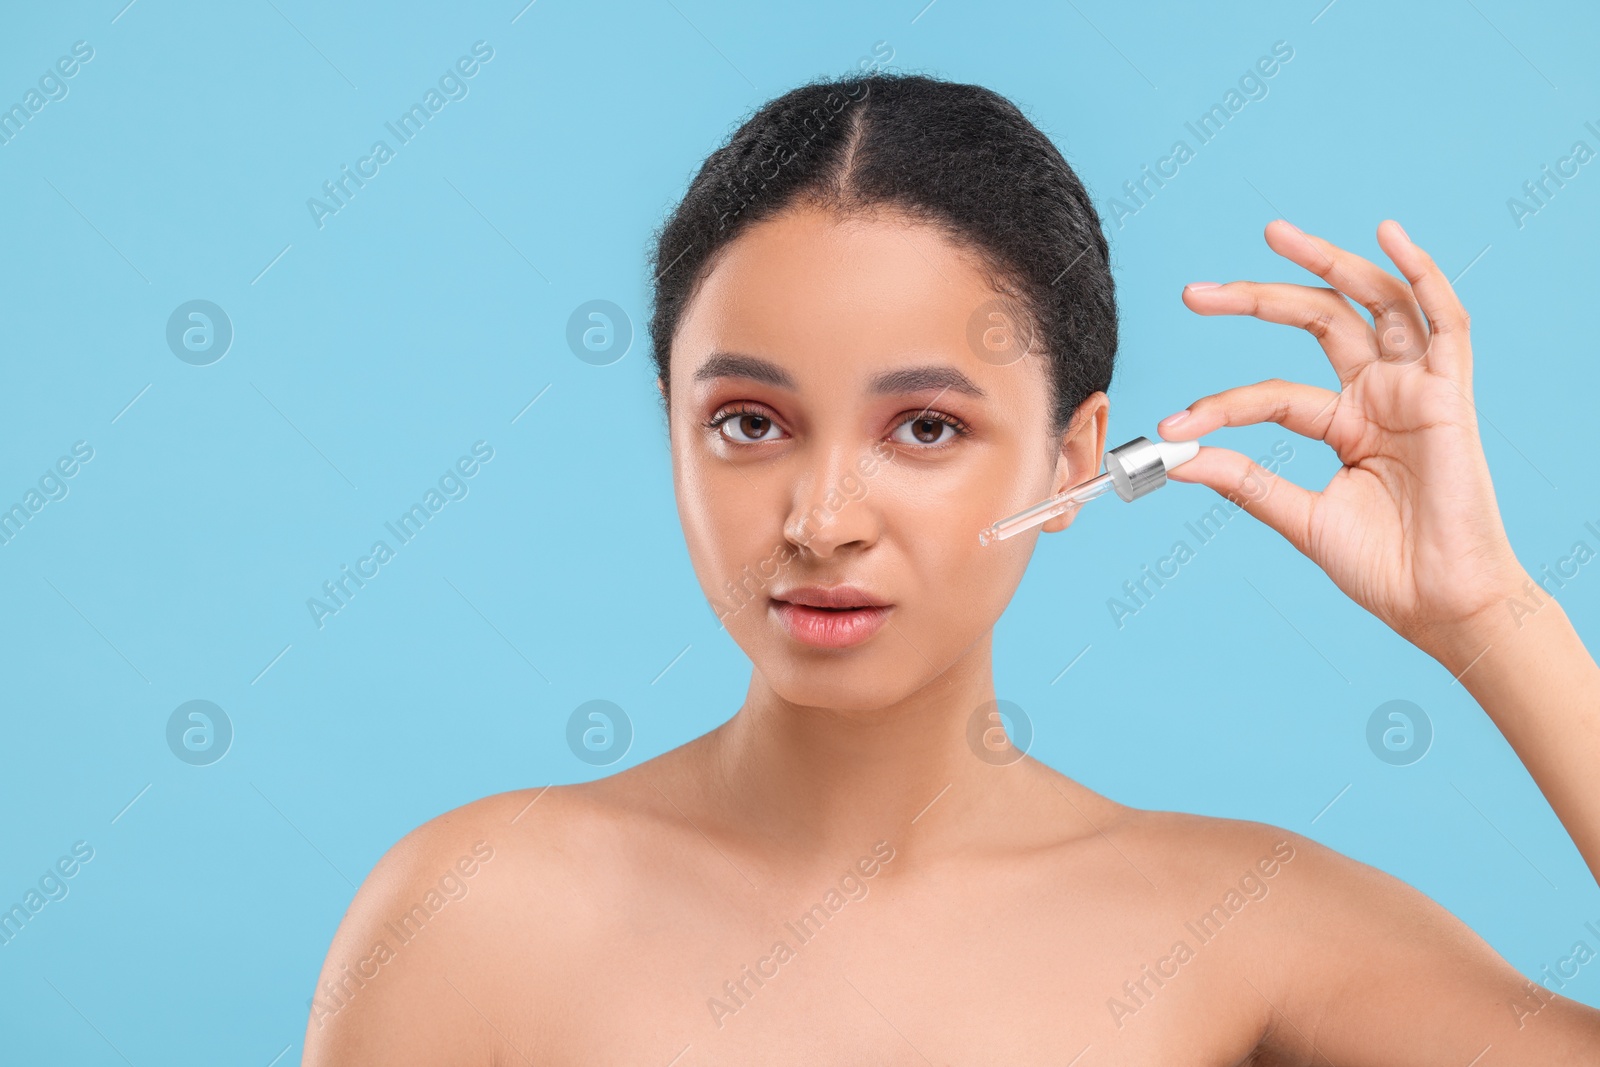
[1164,445,1316,560]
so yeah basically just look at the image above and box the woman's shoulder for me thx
[302,765,692,1063]
[1023,761,1319,871]
[357,772,677,910]
[1111,805,1315,872]
[1072,789,1529,1005]
[376,735,707,870]
[1025,764,1363,921]
[1109,801,1416,915]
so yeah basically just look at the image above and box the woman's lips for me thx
[769,600,893,649]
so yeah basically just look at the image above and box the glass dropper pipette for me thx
[978,435,1201,546]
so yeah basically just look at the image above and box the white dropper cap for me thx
[1154,437,1200,471]
[1105,435,1202,502]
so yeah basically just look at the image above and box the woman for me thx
[304,72,1600,1063]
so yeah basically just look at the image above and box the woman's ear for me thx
[1039,392,1109,534]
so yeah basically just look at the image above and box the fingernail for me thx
[1185,282,1221,292]
[1160,408,1191,427]
[1393,220,1410,242]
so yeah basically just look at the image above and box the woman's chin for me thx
[754,664,906,713]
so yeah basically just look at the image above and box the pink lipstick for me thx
[769,585,892,649]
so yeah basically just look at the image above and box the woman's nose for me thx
[781,446,881,557]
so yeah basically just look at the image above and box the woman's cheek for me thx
[678,468,751,599]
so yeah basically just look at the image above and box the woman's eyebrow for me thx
[868,364,987,399]
[693,352,795,388]
[692,352,987,398]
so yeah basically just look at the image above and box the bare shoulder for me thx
[1022,760,1308,888]
[1117,805,1315,902]
[1091,799,1600,1063]
[300,774,664,1067]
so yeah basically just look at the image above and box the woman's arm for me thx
[1431,575,1600,887]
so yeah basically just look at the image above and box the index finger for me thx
[1157,377,1341,445]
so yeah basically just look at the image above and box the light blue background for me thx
[2,0,1598,1061]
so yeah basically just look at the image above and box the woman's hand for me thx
[1155,219,1530,667]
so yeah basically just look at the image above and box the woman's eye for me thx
[717,411,785,443]
[891,414,961,447]
[708,408,965,448]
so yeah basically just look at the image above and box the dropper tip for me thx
[978,525,996,547]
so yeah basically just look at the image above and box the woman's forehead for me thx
[672,206,1014,390]
[691,204,990,307]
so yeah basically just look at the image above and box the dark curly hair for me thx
[646,71,1117,439]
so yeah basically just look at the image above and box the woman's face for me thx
[665,203,1108,710]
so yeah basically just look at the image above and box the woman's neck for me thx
[697,633,1038,862]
